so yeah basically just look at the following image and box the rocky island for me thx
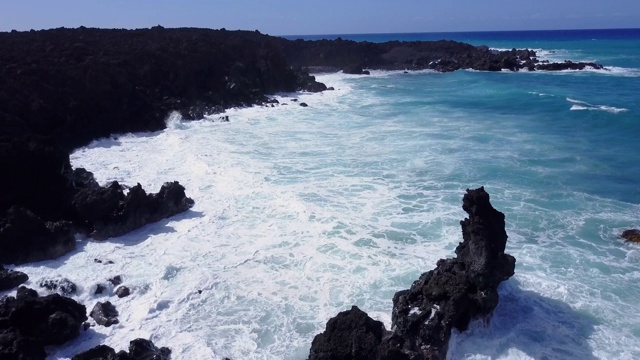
[0,27,604,359]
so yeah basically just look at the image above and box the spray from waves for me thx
[599,66,640,77]
[165,111,187,129]
[566,98,629,113]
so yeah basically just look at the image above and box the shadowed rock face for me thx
[0,206,75,265]
[0,265,29,291]
[308,187,516,360]
[0,287,87,360]
[72,181,194,240]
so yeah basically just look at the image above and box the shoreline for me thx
[0,26,614,359]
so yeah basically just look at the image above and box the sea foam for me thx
[4,69,640,360]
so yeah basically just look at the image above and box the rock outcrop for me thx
[308,187,516,360]
[39,278,77,295]
[115,286,131,298]
[0,287,87,360]
[90,301,119,327]
[72,181,194,240]
[0,169,194,264]
[621,229,640,243]
[72,339,171,360]
[535,60,604,71]
[0,265,29,291]
[278,38,604,73]
[0,206,75,265]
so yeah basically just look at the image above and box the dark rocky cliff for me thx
[0,27,326,265]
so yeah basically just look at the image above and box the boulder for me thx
[0,286,87,360]
[90,301,119,327]
[0,265,29,291]
[343,64,370,75]
[108,275,123,286]
[94,284,106,295]
[128,339,171,359]
[621,229,640,243]
[39,278,77,296]
[308,188,515,360]
[115,286,131,298]
[71,345,119,360]
[308,305,408,360]
[294,70,328,93]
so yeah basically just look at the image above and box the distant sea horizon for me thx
[281,27,640,44]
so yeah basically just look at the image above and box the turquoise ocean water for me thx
[12,29,640,359]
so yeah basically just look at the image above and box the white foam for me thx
[165,111,187,129]
[5,70,639,360]
[528,92,555,97]
[567,97,629,113]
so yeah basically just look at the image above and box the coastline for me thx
[0,26,623,359]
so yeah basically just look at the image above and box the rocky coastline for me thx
[0,27,609,359]
[307,187,515,360]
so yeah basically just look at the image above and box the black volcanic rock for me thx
[278,38,605,74]
[71,339,171,360]
[308,187,515,360]
[308,305,385,360]
[343,64,370,75]
[0,137,72,221]
[73,339,171,360]
[308,306,409,360]
[71,345,119,360]
[1,27,331,265]
[73,181,194,240]
[0,265,28,291]
[621,229,640,243]
[115,286,131,298]
[108,275,123,286]
[0,27,326,153]
[90,301,119,327]
[535,60,604,71]
[128,339,171,359]
[0,286,87,360]
[39,278,78,295]
[0,206,75,265]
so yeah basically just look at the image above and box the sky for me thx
[1,0,639,35]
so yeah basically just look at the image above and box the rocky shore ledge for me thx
[0,27,600,358]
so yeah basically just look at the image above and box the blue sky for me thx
[1,0,639,35]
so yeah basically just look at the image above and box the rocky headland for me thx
[277,37,604,73]
[0,27,604,359]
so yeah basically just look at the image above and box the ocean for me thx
[8,29,640,359]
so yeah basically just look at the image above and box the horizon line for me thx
[278,27,640,37]
[2,26,639,37]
